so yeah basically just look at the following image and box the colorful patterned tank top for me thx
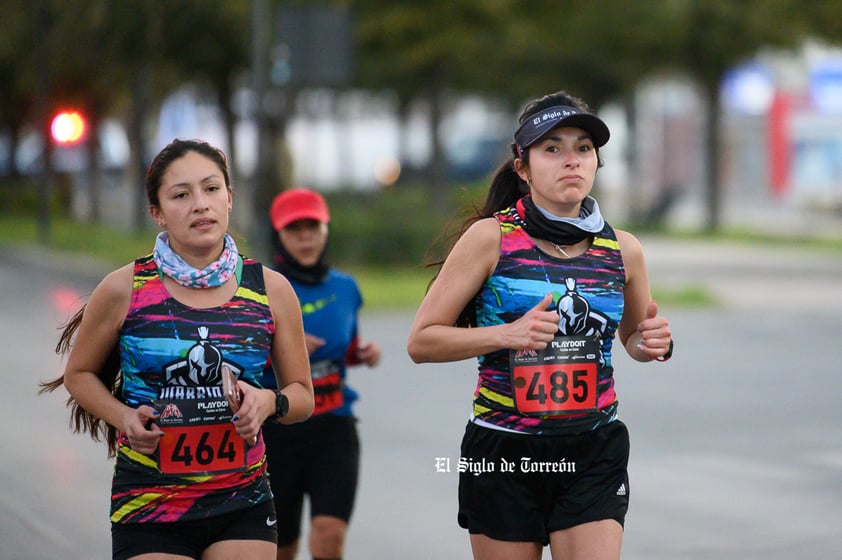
[111,254,274,523]
[472,205,626,435]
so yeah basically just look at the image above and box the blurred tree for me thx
[44,1,131,223]
[356,0,520,205]
[16,0,172,229]
[0,0,39,178]
[158,0,251,187]
[355,0,688,210]
[157,0,261,248]
[92,0,169,231]
[499,0,678,221]
[9,0,251,231]
[491,1,667,107]
[3,0,836,235]
[662,0,804,231]
[357,0,814,231]
[501,0,810,231]
[798,1,842,46]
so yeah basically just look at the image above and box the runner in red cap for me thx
[264,187,381,560]
[270,188,331,230]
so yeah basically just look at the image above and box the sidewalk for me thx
[0,242,113,286]
[641,235,842,313]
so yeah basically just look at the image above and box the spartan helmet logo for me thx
[557,277,589,335]
[187,326,223,385]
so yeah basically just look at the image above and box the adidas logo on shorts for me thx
[616,483,627,496]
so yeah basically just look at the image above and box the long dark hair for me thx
[39,138,231,457]
[429,91,601,327]
[39,305,123,456]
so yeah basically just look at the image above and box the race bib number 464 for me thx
[155,398,247,475]
[509,335,600,416]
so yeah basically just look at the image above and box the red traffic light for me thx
[51,110,87,144]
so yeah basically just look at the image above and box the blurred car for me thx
[446,135,509,181]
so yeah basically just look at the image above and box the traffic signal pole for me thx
[35,0,52,244]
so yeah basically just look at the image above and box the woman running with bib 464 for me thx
[42,139,314,560]
[407,90,673,560]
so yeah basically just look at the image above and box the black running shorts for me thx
[111,499,277,560]
[457,419,630,545]
[262,414,360,545]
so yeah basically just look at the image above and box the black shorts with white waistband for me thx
[457,419,630,545]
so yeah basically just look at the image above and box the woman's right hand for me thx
[505,293,560,351]
[123,405,164,455]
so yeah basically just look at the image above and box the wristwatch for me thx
[270,390,289,421]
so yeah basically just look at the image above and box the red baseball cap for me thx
[270,188,330,230]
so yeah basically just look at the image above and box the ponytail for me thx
[481,154,529,218]
[423,153,529,327]
[39,304,123,457]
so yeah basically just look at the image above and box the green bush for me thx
[0,175,73,217]
[0,178,724,310]
[0,177,42,215]
[324,184,485,268]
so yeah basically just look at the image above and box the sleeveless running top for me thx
[472,205,626,435]
[112,254,274,523]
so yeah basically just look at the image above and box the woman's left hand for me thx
[230,383,272,443]
[635,300,672,360]
[356,340,382,367]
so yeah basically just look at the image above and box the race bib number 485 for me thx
[509,335,600,416]
[155,398,247,475]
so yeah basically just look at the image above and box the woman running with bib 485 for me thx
[407,90,673,560]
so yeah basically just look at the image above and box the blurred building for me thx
[601,41,842,232]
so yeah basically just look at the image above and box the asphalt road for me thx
[1,238,840,559]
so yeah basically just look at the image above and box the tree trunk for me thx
[86,106,102,223]
[35,0,51,244]
[623,92,643,223]
[703,80,721,232]
[219,80,238,187]
[427,75,449,212]
[130,66,150,233]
